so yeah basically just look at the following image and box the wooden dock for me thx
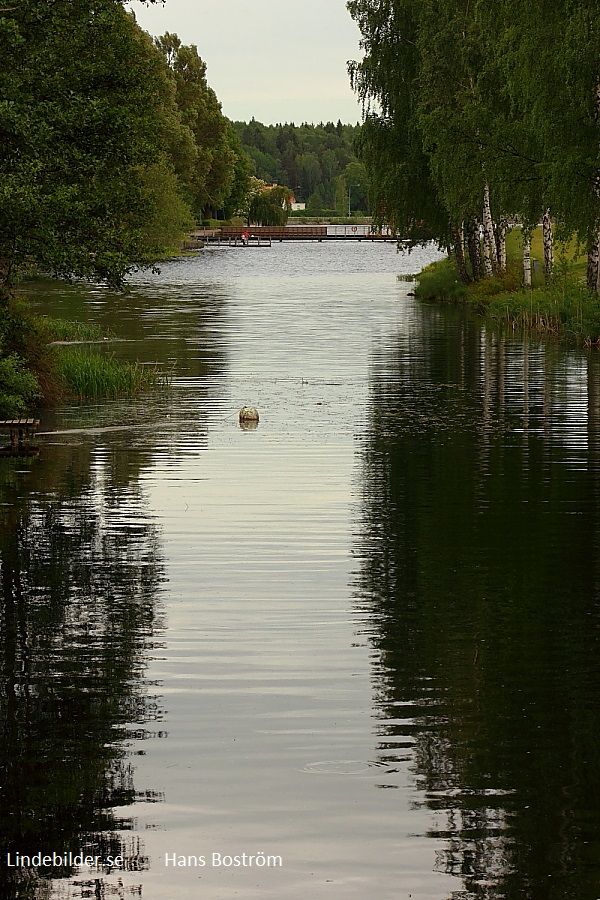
[0,418,40,456]
[186,226,396,246]
[205,234,272,248]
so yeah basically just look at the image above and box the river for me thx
[1,241,600,899]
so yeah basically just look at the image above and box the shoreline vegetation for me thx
[0,0,369,418]
[416,226,600,344]
[0,302,167,418]
[347,1,600,345]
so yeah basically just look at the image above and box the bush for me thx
[415,257,471,304]
[0,349,41,418]
[0,302,47,415]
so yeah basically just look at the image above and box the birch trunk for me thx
[542,209,554,282]
[587,79,600,293]
[452,224,470,284]
[523,231,532,287]
[587,231,600,293]
[482,182,497,276]
[466,219,484,280]
[495,218,507,272]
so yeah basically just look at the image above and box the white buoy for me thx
[239,406,259,423]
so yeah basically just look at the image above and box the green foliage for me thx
[233,120,365,211]
[0,349,41,418]
[137,160,195,254]
[348,0,448,243]
[0,7,252,295]
[347,0,600,268]
[415,258,471,304]
[155,35,249,221]
[0,1,192,291]
[306,192,325,214]
[249,186,292,226]
[222,125,254,219]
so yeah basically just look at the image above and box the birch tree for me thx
[348,0,450,248]
[348,0,600,290]
[495,0,600,289]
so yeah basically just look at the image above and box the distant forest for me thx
[232,120,369,215]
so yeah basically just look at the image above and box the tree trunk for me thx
[523,231,532,287]
[495,218,507,272]
[466,219,484,280]
[0,259,12,306]
[452,224,470,284]
[482,182,497,276]
[589,79,600,294]
[587,230,600,293]
[542,209,554,282]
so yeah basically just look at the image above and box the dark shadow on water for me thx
[0,442,167,899]
[353,313,600,899]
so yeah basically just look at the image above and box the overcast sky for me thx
[130,0,364,125]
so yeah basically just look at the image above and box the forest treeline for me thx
[0,0,251,298]
[348,0,600,292]
[233,120,369,215]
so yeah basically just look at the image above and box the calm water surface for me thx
[1,242,600,899]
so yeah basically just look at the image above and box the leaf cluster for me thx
[347,0,600,248]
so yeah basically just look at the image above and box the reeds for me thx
[54,346,168,399]
[33,315,108,343]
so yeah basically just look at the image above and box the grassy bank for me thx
[0,301,166,417]
[415,228,600,343]
[54,346,166,400]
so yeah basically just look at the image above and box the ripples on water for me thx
[2,241,600,899]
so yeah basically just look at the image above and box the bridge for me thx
[184,225,397,249]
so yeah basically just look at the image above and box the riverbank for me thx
[0,298,165,417]
[415,232,600,344]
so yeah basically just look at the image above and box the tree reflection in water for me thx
[0,440,166,899]
[355,315,600,899]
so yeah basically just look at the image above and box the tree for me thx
[0,0,184,296]
[306,191,325,214]
[232,119,363,205]
[297,152,323,199]
[491,0,600,290]
[348,0,451,246]
[155,35,237,219]
[221,125,254,219]
[248,186,292,226]
[348,0,600,290]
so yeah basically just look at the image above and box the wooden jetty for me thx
[186,225,396,247]
[0,418,40,457]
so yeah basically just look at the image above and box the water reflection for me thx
[0,442,166,899]
[356,315,600,899]
[13,244,600,897]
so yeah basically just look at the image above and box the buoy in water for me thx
[239,406,259,423]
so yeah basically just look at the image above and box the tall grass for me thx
[33,315,108,343]
[55,347,168,399]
